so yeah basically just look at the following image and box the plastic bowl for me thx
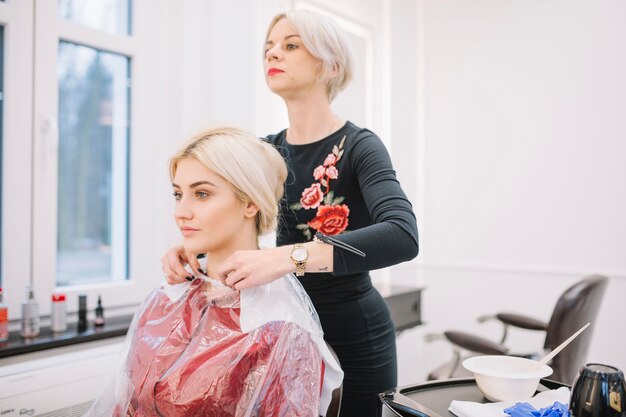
[463,355,553,402]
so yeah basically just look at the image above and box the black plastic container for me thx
[570,363,626,417]
[77,294,88,333]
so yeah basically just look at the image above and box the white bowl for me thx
[463,355,553,402]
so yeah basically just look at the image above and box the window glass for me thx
[57,41,130,286]
[58,0,132,35]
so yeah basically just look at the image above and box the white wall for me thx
[414,0,626,382]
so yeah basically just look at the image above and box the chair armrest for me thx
[444,330,509,355]
[496,313,548,331]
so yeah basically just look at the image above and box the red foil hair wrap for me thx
[86,275,343,417]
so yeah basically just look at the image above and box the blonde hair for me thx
[169,127,287,235]
[266,10,353,102]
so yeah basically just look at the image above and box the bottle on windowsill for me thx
[0,288,8,342]
[77,294,88,333]
[21,285,40,338]
[94,295,105,327]
[51,293,67,333]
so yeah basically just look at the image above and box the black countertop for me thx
[0,285,423,359]
[0,315,132,358]
[380,377,570,417]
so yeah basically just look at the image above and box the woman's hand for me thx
[217,246,294,290]
[161,244,202,284]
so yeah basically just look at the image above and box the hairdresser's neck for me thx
[284,90,340,145]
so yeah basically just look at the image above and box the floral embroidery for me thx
[325,166,338,179]
[313,165,326,181]
[290,136,349,239]
[300,183,323,209]
[323,154,337,166]
[308,204,350,236]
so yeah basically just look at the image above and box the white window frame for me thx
[0,0,35,322]
[2,0,171,319]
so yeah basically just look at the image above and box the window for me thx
[1,0,168,320]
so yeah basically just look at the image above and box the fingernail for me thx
[186,276,194,281]
[198,268,206,276]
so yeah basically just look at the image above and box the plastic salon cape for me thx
[85,274,343,417]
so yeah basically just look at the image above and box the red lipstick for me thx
[267,68,284,76]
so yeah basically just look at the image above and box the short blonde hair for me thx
[169,127,287,235]
[266,10,353,102]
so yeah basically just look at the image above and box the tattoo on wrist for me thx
[317,267,329,272]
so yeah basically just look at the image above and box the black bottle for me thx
[77,294,88,333]
[94,295,105,327]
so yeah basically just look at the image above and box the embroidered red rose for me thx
[290,135,348,240]
[325,166,339,179]
[323,153,337,167]
[313,165,326,181]
[307,204,350,236]
[300,183,324,209]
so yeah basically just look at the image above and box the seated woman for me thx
[87,126,342,417]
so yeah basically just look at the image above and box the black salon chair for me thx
[425,275,608,384]
[325,342,343,417]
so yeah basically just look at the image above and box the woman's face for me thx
[172,158,254,255]
[264,18,324,98]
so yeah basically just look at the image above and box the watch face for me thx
[292,247,307,262]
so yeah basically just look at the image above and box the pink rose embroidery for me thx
[323,154,337,167]
[325,166,338,179]
[313,165,326,181]
[300,183,323,209]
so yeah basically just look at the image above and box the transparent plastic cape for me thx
[85,273,343,417]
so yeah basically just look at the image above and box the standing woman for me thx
[162,10,418,416]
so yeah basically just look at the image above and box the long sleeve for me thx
[331,130,419,275]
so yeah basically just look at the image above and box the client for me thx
[86,126,342,417]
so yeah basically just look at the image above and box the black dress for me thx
[266,121,419,417]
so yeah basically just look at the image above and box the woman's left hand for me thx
[217,246,293,290]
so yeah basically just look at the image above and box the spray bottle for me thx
[21,285,40,338]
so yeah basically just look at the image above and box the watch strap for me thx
[292,244,307,276]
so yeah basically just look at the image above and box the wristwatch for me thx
[290,244,308,277]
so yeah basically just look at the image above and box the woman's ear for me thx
[320,62,339,81]
[243,202,259,219]
[329,63,339,79]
